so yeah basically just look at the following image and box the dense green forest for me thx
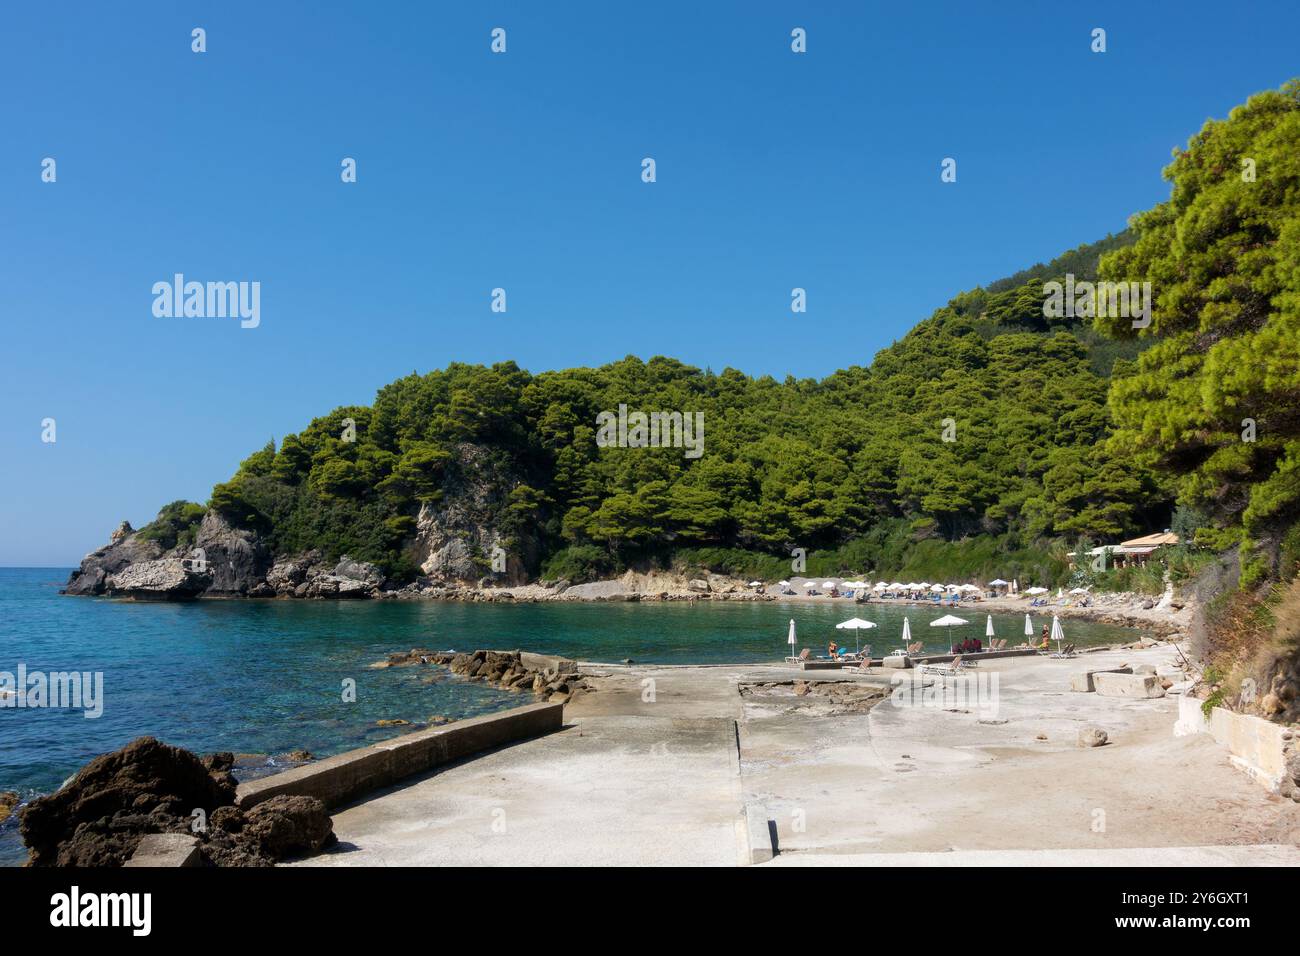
[151,79,1300,592]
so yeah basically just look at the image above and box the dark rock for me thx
[19,737,235,867]
[242,795,335,860]
[192,511,272,596]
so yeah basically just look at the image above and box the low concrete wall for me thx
[1174,693,1210,737]
[235,701,564,811]
[1209,707,1288,792]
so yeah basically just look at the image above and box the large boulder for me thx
[105,558,211,599]
[242,795,335,860]
[19,737,236,867]
[1093,672,1166,699]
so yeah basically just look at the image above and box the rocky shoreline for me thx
[61,518,1188,641]
[374,648,592,705]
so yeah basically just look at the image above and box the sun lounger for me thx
[917,655,976,678]
[1049,643,1076,659]
[784,648,811,664]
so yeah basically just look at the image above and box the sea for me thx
[0,566,1143,865]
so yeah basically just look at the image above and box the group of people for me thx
[950,636,984,654]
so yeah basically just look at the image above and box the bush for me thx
[136,501,207,550]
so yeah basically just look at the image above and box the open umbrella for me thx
[990,578,1008,587]
[1025,586,1049,595]
[748,581,763,587]
[930,614,968,627]
[835,617,877,653]
[1051,614,1065,655]
[930,614,968,652]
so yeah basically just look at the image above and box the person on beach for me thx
[1038,625,1050,650]
[828,641,839,659]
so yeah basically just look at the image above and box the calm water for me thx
[0,567,1142,864]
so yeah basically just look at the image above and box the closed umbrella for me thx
[1024,614,1034,637]
[1051,614,1065,655]
[835,617,877,654]
[787,619,797,658]
[901,616,912,648]
[986,615,995,638]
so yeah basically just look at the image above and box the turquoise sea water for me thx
[0,567,1143,865]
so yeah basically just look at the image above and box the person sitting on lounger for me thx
[828,641,839,659]
[1038,625,1050,650]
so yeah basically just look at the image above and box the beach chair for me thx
[918,655,977,678]
[1049,643,1076,659]
[785,648,811,664]
[840,647,873,672]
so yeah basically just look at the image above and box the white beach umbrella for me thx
[823,581,836,590]
[1051,614,1065,655]
[901,616,912,646]
[1013,578,1019,594]
[930,614,968,627]
[990,578,1008,587]
[1024,613,1034,637]
[1068,587,1089,595]
[918,582,930,589]
[1025,586,1049,595]
[748,581,763,587]
[889,582,905,590]
[929,583,945,592]
[788,619,797,656]
[835,617,877,653]
[874,582,888,591]
[986,614,995,638]
[778,580,791,587]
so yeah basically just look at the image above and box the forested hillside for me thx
[144,78,1300,592]
[152,230,1167,586]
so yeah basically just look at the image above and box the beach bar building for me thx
[1068,530,1179,570]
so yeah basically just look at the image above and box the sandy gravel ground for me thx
[294,643,1299,866]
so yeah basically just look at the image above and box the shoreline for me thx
[68,575,1190,637]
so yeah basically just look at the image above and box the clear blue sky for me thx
[3,1,1298,566]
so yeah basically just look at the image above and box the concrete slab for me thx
[124,833,202,867]
[291,715,743,867]
[766,844,1300,867]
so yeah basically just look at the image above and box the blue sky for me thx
[3,1,1299,566]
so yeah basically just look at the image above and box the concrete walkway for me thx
[293,645,1300,866]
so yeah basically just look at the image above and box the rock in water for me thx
[106,558,211,599]
[18,737,335,867]
[0,791,19,824]
[19,736,235,866]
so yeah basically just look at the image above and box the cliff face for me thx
[64,444,532,599]
[414,442,533,587]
